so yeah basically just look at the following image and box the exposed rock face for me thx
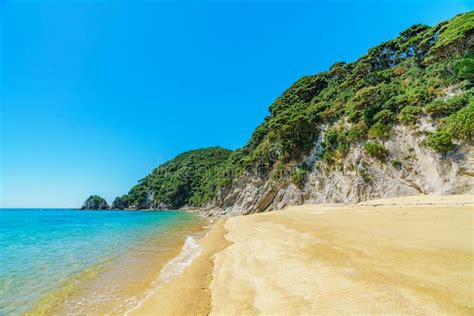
[202,123,473,217]
[81,195,110,210]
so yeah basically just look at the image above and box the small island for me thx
[81,195,110,210]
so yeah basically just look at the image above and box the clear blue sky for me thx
[1,0,472,208]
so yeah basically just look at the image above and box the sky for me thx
[1,0,472,208]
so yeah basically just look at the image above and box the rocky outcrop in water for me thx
[81,195,110,210]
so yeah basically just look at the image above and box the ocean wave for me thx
[124,235,202,315]
[158,235,202,283]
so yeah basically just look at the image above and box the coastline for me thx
[131,219,230,315]
[134,194,473,315]
[21,211,208,316]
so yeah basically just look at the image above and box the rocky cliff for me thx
[90,12,473,215]
[203,121,473,216]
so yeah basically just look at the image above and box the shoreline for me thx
[131,218,230,315]
[79,193,474,215]
[24,211,209,316]
[133,194,473,315]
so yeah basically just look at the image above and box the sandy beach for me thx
[133,219,230,315]
[135,194,474,315]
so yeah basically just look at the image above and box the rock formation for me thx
[81,195,109,210]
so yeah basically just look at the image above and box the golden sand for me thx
[132,219,230,316]
[137,194,474,315]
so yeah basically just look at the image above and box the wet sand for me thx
[137,194,474,315]
[132,219,230,316]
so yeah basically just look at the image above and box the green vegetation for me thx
[120,147,232,209]
[398,106,422,125]
[290,168,307,188]
[454,54,474,82]
[430,12,474,56]
[424,91,471,117]
[364,142,389,161]
[391,159,403,169]
[426,98,473,153]
[358,167,372,183]
[442,101,474,141]
[113,12,473,209]
[368,121,392,139]
[321,127,350,164]
[426,130,455,153]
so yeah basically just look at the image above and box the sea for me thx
[0,208,207,315]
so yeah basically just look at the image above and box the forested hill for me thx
[82,12,473,211]
[111,147,232,209]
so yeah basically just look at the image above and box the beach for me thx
[135,194,474,315]
[132,219,229,315]
[0,210,208,315]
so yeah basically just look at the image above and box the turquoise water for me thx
[0,209,205,315]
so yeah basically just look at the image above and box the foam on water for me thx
[0,209,206,315]
[125,234,203,315]
[159,235,202,283]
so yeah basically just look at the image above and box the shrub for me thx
[359,168,372,183]
[424,100,448,117]
[426,130,455,153]
[430,12,474,56]
[398,106,422,125]
[406,87,430,108]
[425,93,470,118]
[364,142,389,160]
[454,54,474,82]
[384,94,409,112]
[345,123,368,143]
[369,109,395,139]
[368,121,392,139]
[322,127,350,163]
[271,161,287,180]
[391,159,403,169]
[290,168,307,188]
[346,84,395,124]
[373,109,395,124]
[442,101,474,141]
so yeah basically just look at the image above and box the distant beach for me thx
[134,194,474,315]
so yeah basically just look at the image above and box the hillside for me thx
[112,147,232,209]
[83,12,473,212]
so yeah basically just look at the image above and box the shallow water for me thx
[0,209,206,315]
